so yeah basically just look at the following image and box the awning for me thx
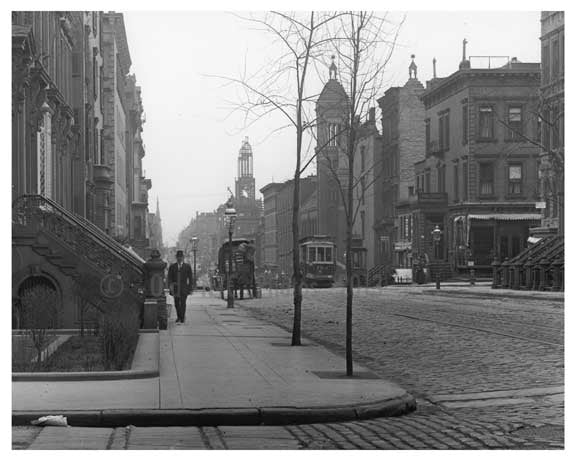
[468,213,541,221]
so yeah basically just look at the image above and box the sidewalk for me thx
[12,293,415,426]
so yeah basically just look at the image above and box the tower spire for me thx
[329,55,338,80]
[409,54,417,79]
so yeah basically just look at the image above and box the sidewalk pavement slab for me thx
[13,293,415,426]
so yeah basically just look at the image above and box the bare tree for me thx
[320,11,403,375]
[210,12,342,346]
[72,274,106,337]
[19,284,61,366]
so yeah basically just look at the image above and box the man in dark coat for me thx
[167,250,193,324]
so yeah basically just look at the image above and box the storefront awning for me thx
[468,213,541,221]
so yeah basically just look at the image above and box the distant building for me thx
[259,176,318,275]
[178,211,219,274]
[236,137,256,201]
[148,198,164,257]
[413,43,541,277]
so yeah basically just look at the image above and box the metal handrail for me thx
[12,194,143,273]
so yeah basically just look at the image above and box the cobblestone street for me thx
[234,287,564,449]
[13,287,564,450]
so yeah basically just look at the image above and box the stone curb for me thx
[12,332,159,382]
[424,289,564,302]
[12,393,416,427]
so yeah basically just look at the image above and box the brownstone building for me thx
[12,11,156,328]
[376,57,426,272]
[533,11,564,237]
[413,49,541,277]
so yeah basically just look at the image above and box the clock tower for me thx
[235,137,256,201]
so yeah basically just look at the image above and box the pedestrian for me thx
[167,250,193,324]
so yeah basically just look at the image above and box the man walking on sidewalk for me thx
[168,250,193,324]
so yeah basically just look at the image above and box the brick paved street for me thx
[13,287,564,449]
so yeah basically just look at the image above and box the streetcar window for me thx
[317,247,325,262]
[325,247,332,262]
[308,247,316,261]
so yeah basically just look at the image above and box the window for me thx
[551,105,560,149]
[560,33,564,77]
[425,118,430,152]
[438,111,450,151]
[325,247,332,262]
[328,123,338,146]
[462,104,468,145]
[360,177,366,204]
[542,43,550,85]
[317,247,325,262]
[453,164,459,201]
[552,39,559,80]
[478,106,495,139]
[507,106,523,140]
[438,164,446,193]
[360,145,366,171]
[462,162,468,200]
[479,163,494,196]
[425,171,431,193]
[508,164,523,195]
[360,211,365,238]
[408,186,414,196]
[543,108,551,150]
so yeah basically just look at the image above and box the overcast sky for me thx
[122,10,541,246]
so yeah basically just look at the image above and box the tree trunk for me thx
[291,126,303,346]
[346,148,354,376]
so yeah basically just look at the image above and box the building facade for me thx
[413,50,541,277]
[12,11,156,328]
[377,59,426,271]
[259,176,318,275]
[351,109,383,273]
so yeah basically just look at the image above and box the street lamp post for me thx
[224,200,237,309]
[190,237,198,292]
[431,225,443,289]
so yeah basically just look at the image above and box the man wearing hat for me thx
[167,250,193,324]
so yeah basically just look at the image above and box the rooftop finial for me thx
[409,54,417,79]
[433,57,437,78]
[329,55,337,80]
[459,38,471,70]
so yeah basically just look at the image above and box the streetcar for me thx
[217,238,257,299]
[299,235,336,288]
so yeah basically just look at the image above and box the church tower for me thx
[316,56,349,265]
[235,137,255,201]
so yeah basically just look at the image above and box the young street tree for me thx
[320,11,402,375]
[211,11,341,346]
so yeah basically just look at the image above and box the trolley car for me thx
[217,238,257,299]
[299,235,336,288]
